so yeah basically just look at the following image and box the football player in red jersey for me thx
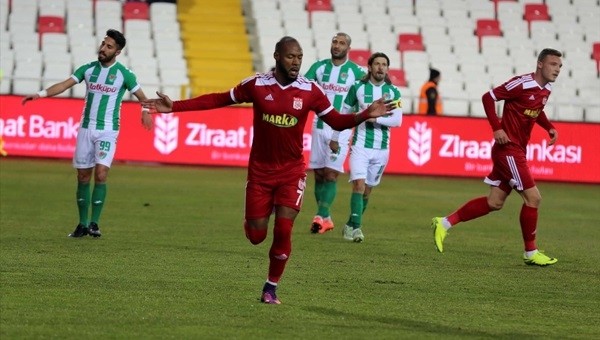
[431,48,562,267]
[143,36,394,304]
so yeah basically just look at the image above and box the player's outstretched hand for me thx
[21,94,38,105]
[141,92,173,113]
[366,98,397,118]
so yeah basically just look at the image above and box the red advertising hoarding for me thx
[1,95,599,183]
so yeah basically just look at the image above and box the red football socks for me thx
[268,217,293,283]
[447,196,491,226]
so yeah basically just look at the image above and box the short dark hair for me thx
[429,68,441,81]
[275,36,299,54]
[106,29,126,50]
[537,48,562,62]
[334,32,352,46]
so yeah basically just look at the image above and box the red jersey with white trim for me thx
[230,72,334,170]
[490,73,552,150]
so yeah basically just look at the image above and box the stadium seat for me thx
[444,98,470,117]
[41,33,69,53]
[555,102,585,122]
[123,1,150,21]
[397,33,425,66]
[592,42,600,75]
[475,19,502,51]
[492,0,519,19]
[586,104,600,123]
[349,49,371,67]
[38,16,65,35]
[307,0,332,12]
[388,68,407,87]
[398,33,425,53]
[39,1,66,17]
[523,4,551,37]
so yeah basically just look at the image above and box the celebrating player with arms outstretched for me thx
[143,36,395,304]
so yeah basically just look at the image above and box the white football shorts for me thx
[308,126,351,172]
[348,145,390,186]
[72,127,119,169]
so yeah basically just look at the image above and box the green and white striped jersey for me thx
[344,81,402,150]
[71,61,140,131]
[305,59,365,130]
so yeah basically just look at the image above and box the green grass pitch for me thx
[1,158,599,339]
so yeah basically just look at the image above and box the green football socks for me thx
[347,192,363,229]
[90,183,107,224]
[317,181,337,218]
[76,182,91,226]
[314,181,324,208]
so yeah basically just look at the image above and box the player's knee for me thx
[487,198,504,211]
[77,172,92,183]
[525,195,542,208]
[324,170,339,182]
[246,229,267,245]
[244,222,267,245]
[95,173,108,183]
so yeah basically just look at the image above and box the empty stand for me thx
[181,0,250,96]
[2,0,598,122]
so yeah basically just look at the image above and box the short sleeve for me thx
[305,61,320,81]
[72,63,92,83]
[123,68,139,92]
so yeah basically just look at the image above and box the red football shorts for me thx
[484,144,535,193]
[245,164,307,220]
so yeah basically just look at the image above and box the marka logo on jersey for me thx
[523,108,541,118]
[262,113,298,127]
[154,114,179,155]
[89,83,118,93]
[321,83,350,93]
[340,72,348,81]
[407,122,432,166]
